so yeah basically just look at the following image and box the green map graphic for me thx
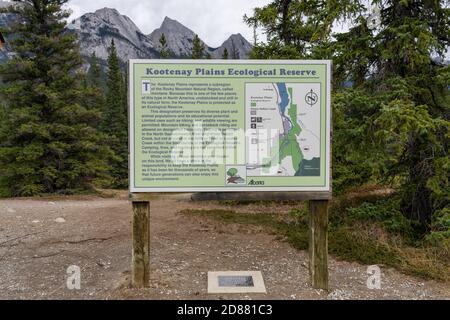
[258,84,319,176]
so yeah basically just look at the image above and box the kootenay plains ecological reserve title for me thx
[146,67,318,77]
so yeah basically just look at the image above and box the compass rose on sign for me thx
[305,89,318,107]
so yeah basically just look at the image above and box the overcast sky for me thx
[65,0,271,47]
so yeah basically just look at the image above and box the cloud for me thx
[65,0,271,47]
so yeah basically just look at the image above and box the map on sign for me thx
[245,83,321,177]
[129,60,331,193]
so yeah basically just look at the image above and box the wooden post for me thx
[309,200,329,290]
[132,201,150,288]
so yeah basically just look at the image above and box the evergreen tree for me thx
[191,34,205,59]
[222,48,229,59]
[103,39,128,188]
[159,33,171,58]
[0,0,112,196]
[230,40,240,59]
[87,52,103,89]
[83,52,105,122]
[247,0,450,231]
[244,0,361,59]
[331,1,450,228]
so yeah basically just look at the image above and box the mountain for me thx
[67,8,159,65]
[69,8,252,65]
[212,33,253,59]
[149,16,205,57]
[149,16,252,59]
[0,6,253,67]
[0,1,16,63]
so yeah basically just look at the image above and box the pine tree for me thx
[83,52,105,120]
[103,39,128,188]
[247,0,450,231]
[159,33,171,58]
[230,40,240,59]
[222,48,229,59]
[87,52,103,89]
[331,1,450,227]
[0,0,112,196]
[244,0,361,59]
[191,34,205,59]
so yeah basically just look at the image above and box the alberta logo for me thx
[248,179,265,186]
[226,166,246,185]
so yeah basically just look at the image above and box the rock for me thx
[211,33,252,59]
[67,7,158,65]
[327,289,352,300]
[54,217,66,223]
[7,208,16,213]
[149,16,199,57]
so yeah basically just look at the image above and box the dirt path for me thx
[0,194,448,300]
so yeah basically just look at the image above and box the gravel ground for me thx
[0,193,448,300]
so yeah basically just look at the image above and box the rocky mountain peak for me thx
[68,7,157,65]
[212,33,252,59]
[1,7,252,65]
[149,16,199,57]
[160,16,192,34]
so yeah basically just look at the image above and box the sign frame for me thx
[129,59,332,194]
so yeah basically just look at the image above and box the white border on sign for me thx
[129,59,332,193]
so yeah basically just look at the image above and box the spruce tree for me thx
[331,1,450,227]
[87,52,103,89]
[0,0,112,196]
[244,0,361,59]
[80,52,105,132]
[191,34,205,59]
[230,40,240,59]
[103,39,128,188]
[222,48,229,59]
[159,33,171,58]
[247,0,450,231]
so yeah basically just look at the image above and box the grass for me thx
[180,193,450,282]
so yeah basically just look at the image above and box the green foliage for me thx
[345,197,416,238]
[191,34,205,59]
[83,52,105,128]
[248,0,450,229]
[0,0,113,196]
[332,89,379,191]
[158,33,171,58]
[226,168,238,177]
[87,52,104,89]
[244,0,362,59]
[102,40,128,188]
[222,48,228,59]
[182,198,449,281]
[426,208,450,249]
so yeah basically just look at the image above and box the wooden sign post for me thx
[131,200,150,288]
[129,60,332,290]
[130,193,330,290]
[309,200,329,289]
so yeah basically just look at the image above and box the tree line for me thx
[0,0,448,241]
[244,0,449,240]
[0,0,241,196]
